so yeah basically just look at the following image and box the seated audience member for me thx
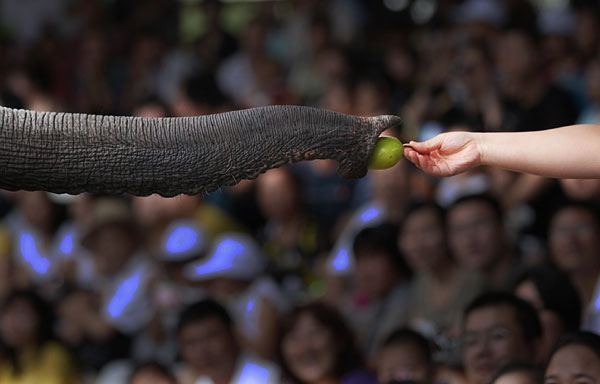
[490,362,542,384]
[461,292,542,384]
[447,194,517,291]
[57,198,154,371]
[547,200,600,334]
[176,299,280,384]
[132,219,210,366]
[255,167,325,298]
[279,302,377,384]
[184,232,288,359]
[544,331,600,384]
[342,222,412,358]
[2,191,67,292]
[512,265,582,362]
[398,203,483,341]
[128,362,177,384]
[0,290,79,384]
[375,328,434,384]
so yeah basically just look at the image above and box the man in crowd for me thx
[462,292,542,384]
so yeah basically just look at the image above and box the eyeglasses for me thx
[449,218,496,235]
[549,224,596,239]
[462,325,511,349]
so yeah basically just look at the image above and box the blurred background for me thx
[0,0,599,383]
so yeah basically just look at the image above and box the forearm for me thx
[477,125,600,179]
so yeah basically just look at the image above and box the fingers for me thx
[404,147,437,173]
[404,135,444,154]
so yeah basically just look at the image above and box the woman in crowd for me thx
[0,290,79,384]
[544,331,600,384]
[398,202,482,352]
[512,265,582,362]
[278,302,377,384]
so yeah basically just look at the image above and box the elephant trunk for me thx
[0,105,401,196]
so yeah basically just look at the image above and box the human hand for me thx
[403,131,482,177]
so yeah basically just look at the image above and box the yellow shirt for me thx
[0,341,79,384]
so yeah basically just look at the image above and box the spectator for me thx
[184,232,288,359]
[461,292,542,384]
[279,302,376,384]
[176,299,280,384]
[131,219,209,366]
[544,331,600,383]
[56,198,153,372]
[216,17,286,108]
[255,167,325,298]
[446,194,516,290]
[0,289,79,384]
[490,362,541,384]
[375,328,434,384]
[512,265,582,362]
[547,201,600,334]
[342,222,412,358]
[128,362,177,384]
[399,202,483,335]
[578,58,600,125]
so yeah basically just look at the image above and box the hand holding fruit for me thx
[402,131,482,177]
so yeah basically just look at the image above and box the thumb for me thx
[405,134,444,154]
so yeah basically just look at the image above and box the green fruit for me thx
[368,136,404,170]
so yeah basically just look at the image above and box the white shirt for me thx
[194,353,280,384]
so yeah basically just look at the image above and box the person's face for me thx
[545,345,600,384]
[179,316,237,376]
[399,207,447,272]
[454,46,490,92]
[90,225,136,274]
[18,191,55,232]
[494,371,537,384]
[495,31,537,81]
[130,368,176,384]
[377,344,429,384]
[463,305,534,384]
[256,169,299,220]
[282,313,337,383]
[515,280,566,362]
[549,207,600,275]
[0,299,39,348]
[354,250,399,299]
[560,179,600,201]
[448,201,503,270]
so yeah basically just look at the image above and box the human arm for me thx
[403,125,600,178]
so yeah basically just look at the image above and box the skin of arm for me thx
[404,125,600,179]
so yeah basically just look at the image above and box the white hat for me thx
[184,232,265,281]
[538,8,574,36]
[159,219,208,262]
[452,0,507,26]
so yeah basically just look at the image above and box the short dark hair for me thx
[381,328,434,366]
[177,299,233,334]
[463,292,542,342]
[353,222,411,277]
[490,362,542,384]
[548,199,600,235]
[548,331,600,366]
[512,265,581,331]
[128,361,176,384]
[278,302,364,382]
[447,193,503,223]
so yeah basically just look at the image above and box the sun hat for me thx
[81,198,138,250]
[183,232,266,281]
[158,219,208,262]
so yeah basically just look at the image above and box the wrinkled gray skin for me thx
[0,105,401,197]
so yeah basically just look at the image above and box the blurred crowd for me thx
[1,0,600,383]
